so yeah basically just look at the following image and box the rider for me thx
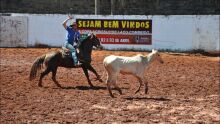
[62,16,81,67]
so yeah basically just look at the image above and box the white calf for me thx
[103,49,164,97]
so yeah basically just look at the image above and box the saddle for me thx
[61,34,90,60]
[61,47,71,56]
[61,47,84,63]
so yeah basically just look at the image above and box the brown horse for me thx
[29,33,103,87]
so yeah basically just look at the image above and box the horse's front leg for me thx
[81,65,94,87]
[51,67,62,87]
[86,64,103,82]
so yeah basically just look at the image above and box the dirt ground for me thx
[0,48,219,123]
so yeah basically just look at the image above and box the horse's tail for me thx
[29,54,46,81]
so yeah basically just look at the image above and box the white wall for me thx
[0,16,28,47]
[2,14,220,52]
[11,14,67,47]
[151,15,219,51]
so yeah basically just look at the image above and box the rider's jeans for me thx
[65,43,78,65]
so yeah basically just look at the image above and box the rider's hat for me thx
[70,22,77,27]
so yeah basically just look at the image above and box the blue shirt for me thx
[65,26,80,46]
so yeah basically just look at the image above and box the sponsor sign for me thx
[76,19,152,45]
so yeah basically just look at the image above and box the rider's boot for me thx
[74,61,82,68]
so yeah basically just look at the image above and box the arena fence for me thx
[0,14,219,52]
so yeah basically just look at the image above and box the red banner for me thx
[96,34,151,44]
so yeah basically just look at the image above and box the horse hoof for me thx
[145,89,148,94]
[135,89,140,94]
[99,79,103,82]
[110,94,115,98]
[118,90,122,95]
[145,91,148,94]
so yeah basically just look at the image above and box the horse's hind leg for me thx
[51,67,61,87]
[39,67,51,87]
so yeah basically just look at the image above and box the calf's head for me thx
[152,49,164,64]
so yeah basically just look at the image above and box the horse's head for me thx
[77,33,103,63]
[88,33,103,50]
[152,49,164,64]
